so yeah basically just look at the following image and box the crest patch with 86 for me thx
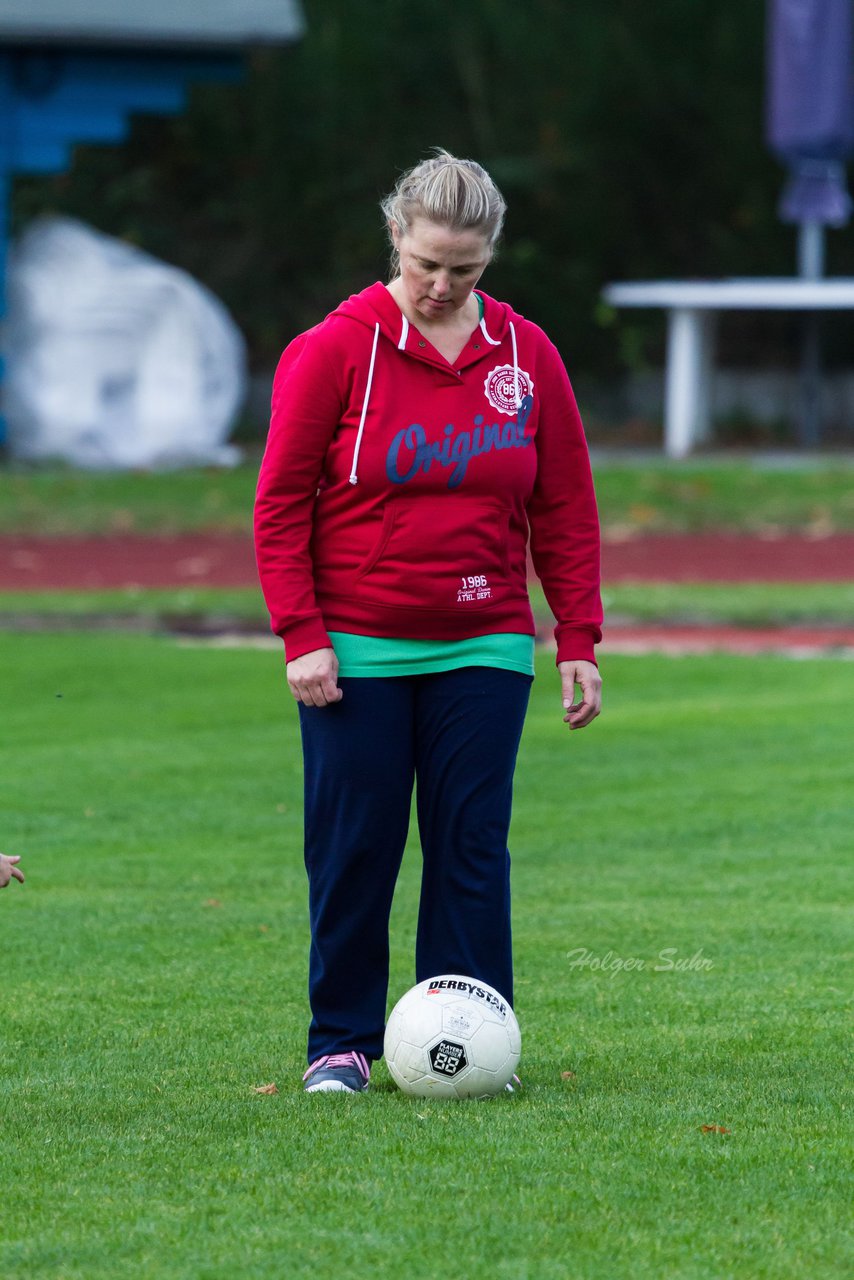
[483,364,534,415]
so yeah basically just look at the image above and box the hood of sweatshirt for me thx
[331,280,516,359]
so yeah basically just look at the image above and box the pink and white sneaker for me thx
[303,1052,371,1093]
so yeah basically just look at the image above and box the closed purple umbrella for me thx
[766,0,854,227]
[766,1,854,445]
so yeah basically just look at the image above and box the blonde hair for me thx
[380,149,506,277]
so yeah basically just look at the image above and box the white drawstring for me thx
[481,314,501,345]
[509,320,521,408]
[397,315,409,350]
[349,322,380,485]
[478,316,502,347]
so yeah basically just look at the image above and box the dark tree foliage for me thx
[13,0,845,379]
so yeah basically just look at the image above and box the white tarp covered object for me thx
[5,216,246,469]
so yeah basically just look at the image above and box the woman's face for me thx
[391,217,492,324]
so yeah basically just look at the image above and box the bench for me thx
[601,277,854,456]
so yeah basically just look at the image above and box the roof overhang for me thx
[0,0,305,49]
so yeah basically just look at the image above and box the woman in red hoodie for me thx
[255,151,602,1093]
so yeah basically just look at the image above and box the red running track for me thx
[2,533,851,653]
[0,532,852,590]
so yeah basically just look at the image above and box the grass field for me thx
[2,580,853,632]
[1,634,851,1279]
[1,455,854,535]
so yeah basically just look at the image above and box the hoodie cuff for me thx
[554,625,600,667]
[279,617,334,664]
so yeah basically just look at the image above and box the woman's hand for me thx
[0,854,24,888]
[286,648,343,708]
[558,660,602,729]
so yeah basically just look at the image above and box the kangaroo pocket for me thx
[355,495,517,613]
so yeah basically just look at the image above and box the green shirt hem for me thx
[328,631,535,678]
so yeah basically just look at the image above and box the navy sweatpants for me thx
[297,665,532,1063]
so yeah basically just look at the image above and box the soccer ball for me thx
[384,974,521,1099]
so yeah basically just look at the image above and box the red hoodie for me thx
[254,282,602,664]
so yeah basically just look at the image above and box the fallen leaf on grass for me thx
[109,508,136,533]
[202,898,223,908]
[561,1071,577,1080]
[701,1124,730,1134]
[628,502,660,526]
[252,1083,279,1095]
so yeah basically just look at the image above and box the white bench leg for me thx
[664,308,715,458]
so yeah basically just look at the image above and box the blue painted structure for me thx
[0,3,304,444]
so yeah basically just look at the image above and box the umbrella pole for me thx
[797,221,824,449]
